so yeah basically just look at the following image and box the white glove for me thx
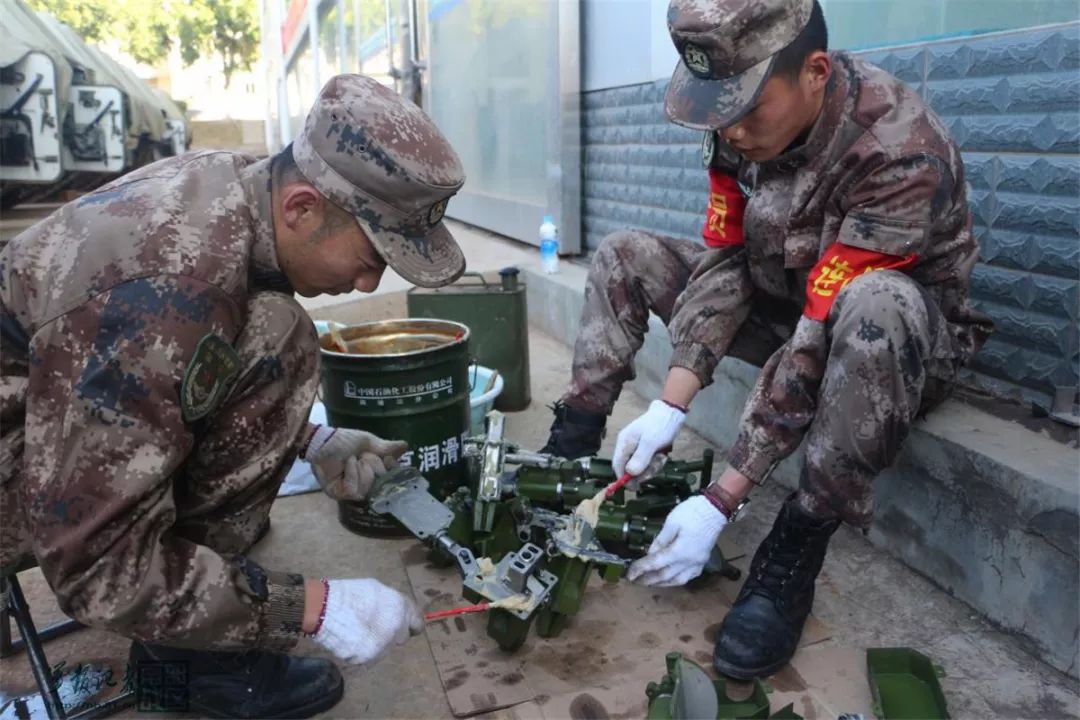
[312,578,423,665]
[612,400,686,477]
[304,426,409,501]
[626,495,727,587]
[622,454,670,492]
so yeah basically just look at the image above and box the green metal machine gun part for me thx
[644,648,950,720]
[370,410,740,651]
[866,647,949,719]
[645,652,802,720]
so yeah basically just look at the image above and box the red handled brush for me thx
[424,603,491,622]
[604,473,634,499]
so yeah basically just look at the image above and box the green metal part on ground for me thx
[645,652,802,720]
[644,648,950,720]
[867,647,949,719]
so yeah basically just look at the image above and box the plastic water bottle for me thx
[539,215,559,274]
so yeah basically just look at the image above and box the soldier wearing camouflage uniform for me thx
[540,0,992,679]
[0,74,466,718]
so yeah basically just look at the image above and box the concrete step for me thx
[522,259,1080,678]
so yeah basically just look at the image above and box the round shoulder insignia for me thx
[683,43,712,78]
[427,199,448,226]
[701,131,715,168]
[181,334,241,423]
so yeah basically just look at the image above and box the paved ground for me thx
[2,205,1077,719]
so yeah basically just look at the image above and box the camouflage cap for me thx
[293,74,466,288]
[664,0,812,130]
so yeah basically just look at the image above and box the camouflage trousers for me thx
[1,291,319,573]
[565,230,958,525]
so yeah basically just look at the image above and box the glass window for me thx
[319,1,341,75]
[426,0,550,204]
[286,38,315,140]
[357,0,394,79]
[343,0,359,72]
[822,0,1079,50]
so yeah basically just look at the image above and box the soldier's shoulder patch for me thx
[181,334,241,422]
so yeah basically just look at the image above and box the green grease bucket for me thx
[318,319,471,537]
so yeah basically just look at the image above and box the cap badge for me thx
[427,199,448,226]
[683,43,712,77]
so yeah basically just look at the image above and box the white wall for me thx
[582,0,678,91]
[648,0,680,83]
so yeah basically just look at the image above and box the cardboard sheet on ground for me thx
[403,540,832,718]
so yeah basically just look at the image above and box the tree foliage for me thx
[25,0,261,88]
[26,0,116,42]
[117,0,176,66]
[176,0,260,87]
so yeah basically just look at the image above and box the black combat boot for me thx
[713,493,840,679]
[129,641,344,719]
[538,400,607,459]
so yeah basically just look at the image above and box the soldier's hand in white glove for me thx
[311,579,423,665]
[303,425,409,501]
[621,454,670,492]
[626,496,727,587]
[612,400,686,478]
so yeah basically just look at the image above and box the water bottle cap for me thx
[542,215,554,225]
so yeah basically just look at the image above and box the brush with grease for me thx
[603,472,634,498]
[424,603,492,621]
[424,595,533,622]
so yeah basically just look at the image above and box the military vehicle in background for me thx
[0,0,189,209]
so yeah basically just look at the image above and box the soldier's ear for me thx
[803,50,831,93]
[280,183,322,230]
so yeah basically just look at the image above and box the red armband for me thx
[803,243,918,321]
[702,169,746,248]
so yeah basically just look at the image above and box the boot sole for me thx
[188,672,345,719]
[712,653,791,681]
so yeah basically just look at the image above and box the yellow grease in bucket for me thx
[319,322,463,357]
[343,333,453,355]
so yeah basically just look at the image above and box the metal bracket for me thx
[531,508,630,567]
[369,467,454,542]
[478,412,506,502]
[474,411,507,532]
[368,467,556,618]
[432,533,479,578]
[462,543,558,620]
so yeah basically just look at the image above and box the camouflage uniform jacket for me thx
[667,52,992,482]
[0,151,309,650]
